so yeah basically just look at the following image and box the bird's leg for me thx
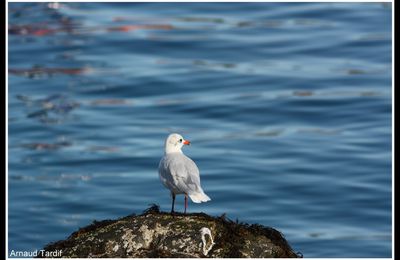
[171,193,176,214]
[184,194,188,214]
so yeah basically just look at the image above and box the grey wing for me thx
[170,155,202,194]
[158,157,179,191]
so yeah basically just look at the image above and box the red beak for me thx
[183,140,191,145]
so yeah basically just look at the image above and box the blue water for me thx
[8,2,392,258]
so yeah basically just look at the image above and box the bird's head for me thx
[164,133,190,154]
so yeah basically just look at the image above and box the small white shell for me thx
[200,227,215,256]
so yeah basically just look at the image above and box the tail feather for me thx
[189,192,211,203]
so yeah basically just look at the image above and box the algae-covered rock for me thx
[40,205,301,258]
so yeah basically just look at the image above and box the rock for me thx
[40,205,301,258]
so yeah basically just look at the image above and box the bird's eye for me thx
[179,139,183,142]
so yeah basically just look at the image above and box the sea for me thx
[8,2,392,257]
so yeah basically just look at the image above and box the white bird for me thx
[158,133,211,213]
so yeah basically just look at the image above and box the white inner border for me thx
[5,0,394,260]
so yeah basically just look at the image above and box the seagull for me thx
[158,133,211,214]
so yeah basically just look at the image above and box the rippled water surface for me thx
[8,2,392,257]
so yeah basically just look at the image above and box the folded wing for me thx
[160,153,211,203]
